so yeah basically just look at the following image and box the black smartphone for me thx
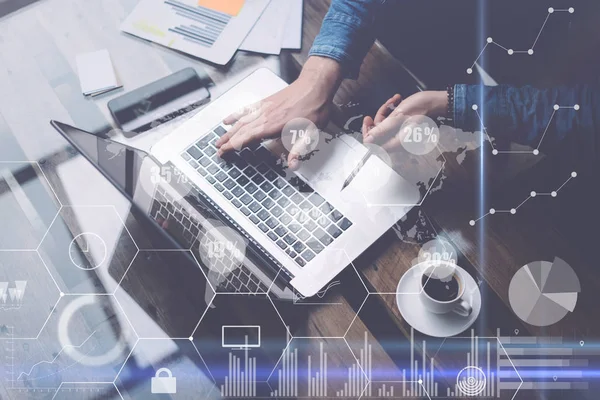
[108,68,211,138]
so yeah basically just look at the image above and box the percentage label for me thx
[399,115,440,156]
[206,240,243,260]
[150,166,189,184]
[403,126,439,143]
[282,118,320,156]
[422,250,456,266]
[418,238,459,272]
[199,225,247,283]
[173,168,189,184]
[290,129,312,145]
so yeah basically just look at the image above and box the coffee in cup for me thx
[419,262,472,317]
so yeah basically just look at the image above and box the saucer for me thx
[396,264,481,337]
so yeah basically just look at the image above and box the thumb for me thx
[287,139,310,171]
[287,127,320,170]
[362,116,375,136]
[364,113,407,144]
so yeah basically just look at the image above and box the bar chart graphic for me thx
[220,340,257,397]
[269,344,298,397]
[0,281,27,310]
[226,329,599,398]
[353,329,500,398]
[268,339,367,398]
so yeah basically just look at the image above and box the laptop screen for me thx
[51,121,207,247]
[51,121,142,195]
[51,121,286,296]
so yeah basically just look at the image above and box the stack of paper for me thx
[240,0,303,55]
[76,50,122,96]
[120,0,303,65]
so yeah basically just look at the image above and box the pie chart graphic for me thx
[509,257,580,327]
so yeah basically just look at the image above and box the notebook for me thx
[75,49,122,96]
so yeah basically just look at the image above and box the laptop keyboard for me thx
[181,124,353,267]
[150,185,269,294]
[151,185,201,248]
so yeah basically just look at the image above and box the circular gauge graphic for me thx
[68,232,108,270]
[456,366,487,396]
[509,257,580,327]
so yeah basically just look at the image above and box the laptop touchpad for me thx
[296,136,360,187]
[341,155,421,207]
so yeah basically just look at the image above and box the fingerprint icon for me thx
[456,366,487,396]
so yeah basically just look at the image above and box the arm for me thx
[309,0,385,79]
[364,85,600,158]
[217,0,384,167]
[454,84,600,151]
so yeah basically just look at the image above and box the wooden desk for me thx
[0,1,596,399]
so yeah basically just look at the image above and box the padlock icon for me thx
[151,368,177,394]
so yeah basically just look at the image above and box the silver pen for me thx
[340,150,372,191]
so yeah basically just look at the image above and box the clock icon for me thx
[68,232,108,270]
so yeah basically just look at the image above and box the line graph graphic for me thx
[467,7,575,75]
[472,104,580,155]
[293,280,342,305]
[469,171,577,226]
[17,330,98,381]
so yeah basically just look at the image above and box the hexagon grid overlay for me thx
[3,294,137,395]
[115,339,215,400]
[38,205,138,295]
[0,250,61,339]
[193,294,289,397]
[114,249,215,339]
[429,335,523,399]
[271,253,369,339]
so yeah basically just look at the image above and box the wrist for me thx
[299,56,343,101]
[431,90,449,117]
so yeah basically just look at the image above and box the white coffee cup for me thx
[419,262,472,317]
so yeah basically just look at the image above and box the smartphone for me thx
[108,68,211,138]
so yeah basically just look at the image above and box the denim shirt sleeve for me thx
[454,84,600,152]
[308,0,385,79]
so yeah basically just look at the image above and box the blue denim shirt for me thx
[454,84,599,158]
[309,0,385,78]
[309,1,599,159]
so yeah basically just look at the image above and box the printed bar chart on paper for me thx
[121,0,271,65]
[166,0,232,48]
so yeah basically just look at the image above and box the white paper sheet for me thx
[239,0,291,55]
[281,0,303,49]
[121,0,271,65]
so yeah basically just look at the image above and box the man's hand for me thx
[216,57,343,169]
[362,91,447,151]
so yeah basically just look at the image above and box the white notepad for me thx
[76,49,121,96]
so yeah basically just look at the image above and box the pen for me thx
[340,150,372,191]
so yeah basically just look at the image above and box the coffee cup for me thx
[419,262,472,317]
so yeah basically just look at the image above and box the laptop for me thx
[52,67,419,299]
